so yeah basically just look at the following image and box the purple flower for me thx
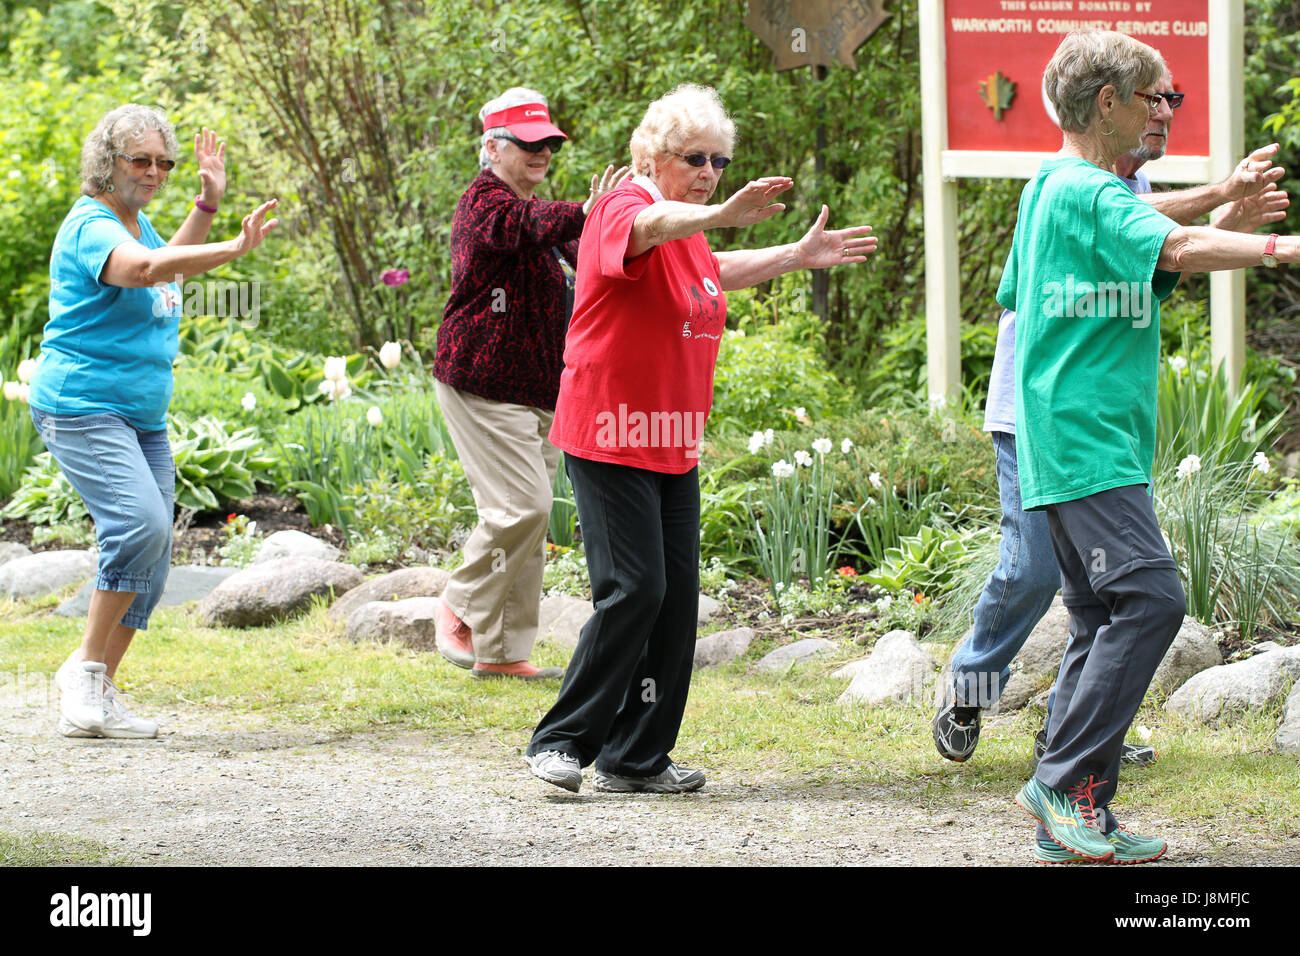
[381,268,410,287]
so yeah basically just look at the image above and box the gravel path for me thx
[4,682,1297,866]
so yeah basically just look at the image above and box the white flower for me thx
[379,341,402,369]
[812,437,832,455]
[763,428,774,446]
[748,431,765,454]
[869,471,883,490]
[1253,452,1271,474]
[1176,454,1202,480]
[335,380,353,401]
[318,379,338,398]
[841,438,854,454]
[6,170,19,180]
[16,384,29,403]
[323,356,347,382]
[771,460,795,478]
[794,406,807,419]
[1169,355,1188,373]
[366,405,383,426]
[240,392,257,411]
[3,381,19,401]
[16,358,36,383]
[1136,725,1152,743]
[794,449,812,468]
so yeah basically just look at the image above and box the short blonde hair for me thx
[1045,31,1166,133]
[629,84,736,177]
[80,104,180,196]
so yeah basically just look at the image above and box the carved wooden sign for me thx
[744,0,890,71]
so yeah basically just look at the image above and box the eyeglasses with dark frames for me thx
[674,153,731,170]
[1158,91,1185,109]
[502,134,564,154]
[118,154,176,172]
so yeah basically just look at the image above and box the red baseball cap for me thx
[481,102,568,142]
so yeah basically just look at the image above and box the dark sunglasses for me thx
[118,154,176,172]
[675,152,731,170]
[502,133,564,154]
[1159,91,1185,109]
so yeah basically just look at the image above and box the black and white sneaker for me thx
[1033,725,1156,768]
[593,762,705,793]
[931,702,981,762]
[526,750,582,793]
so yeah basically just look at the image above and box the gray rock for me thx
[1276,684,1300,754]
[698,594,722,624]
[197,558,363,628]
[345,598,439,651]
[538,594,592,650]
[1147,618,1222,698]
[56,565,240,617]
[756,637,836,672]
[988,598,1070,713]
[254,530,342,564]
[326,567,450,623]
[1249,641,1284,656]
[693,627,755,669]
[0,550,96,600]
[833,658,872,680]
[837,630,938,706]
[0,542,32,567]
[1165,646,1300,725]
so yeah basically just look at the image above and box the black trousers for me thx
[527,453,700,777]
[1035,483,1186,828]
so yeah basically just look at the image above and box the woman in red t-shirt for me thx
[526,84,878,793]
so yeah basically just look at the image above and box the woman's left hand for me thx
[797,205,878,268]
[583,164,631,215]
[195,127,227,205]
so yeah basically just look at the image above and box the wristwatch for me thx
[1262,234,1279,268]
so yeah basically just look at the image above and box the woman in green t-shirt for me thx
[1003,30,1300,865]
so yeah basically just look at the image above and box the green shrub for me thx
[864,525,991,598]
[1,452,88,525]
[348,453,474,553]
[0,397,40,503]
[169,415,276,512]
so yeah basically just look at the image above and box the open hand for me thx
[232,199,278,256]
[195,127,227,205]
[719,177,794,228]
[583,164,631,215]
[1227,143,1285,202]
[797,205,878,268]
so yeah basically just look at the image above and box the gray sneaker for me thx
[932,702,981,762]
[593,762,705,793]
[56,659,106,735]
[526,750,582,792]
[100,678,158,739]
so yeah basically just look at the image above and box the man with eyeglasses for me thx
[932,67,1291,767]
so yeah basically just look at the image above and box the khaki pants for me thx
[435,381,561,663]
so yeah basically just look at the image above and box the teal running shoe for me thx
[1015,775,1114,862]
[1034,825,1167,864]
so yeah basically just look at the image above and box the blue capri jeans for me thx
[31,408,175,631]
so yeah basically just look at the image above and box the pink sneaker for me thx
[433,597,474,668]
[471,661,564,681]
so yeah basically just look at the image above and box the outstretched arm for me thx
[715,205,877,291]
[626,177,793,258]
[105,199,278,287]
[1141,143,1285,227]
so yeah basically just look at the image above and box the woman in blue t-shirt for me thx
[33,103,277,740]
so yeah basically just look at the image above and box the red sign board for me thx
[944,0,1209,155]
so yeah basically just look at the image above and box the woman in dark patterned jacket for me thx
[432,86,627,680]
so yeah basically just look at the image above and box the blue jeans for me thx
[949,431,1061,707]
[31,408,174,631]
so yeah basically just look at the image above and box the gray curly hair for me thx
[80,104,180,197]
[1044,31,1166,133]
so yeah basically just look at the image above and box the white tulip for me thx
[335,380,352,401]
[748,431,765,454]
[17,384,29,403]
[841,438,854,454]
[16,358,36,383]
[379,341,402,369]
[367,405,383,426]
[3,381,19,401]
[241,392,257,411]
[318,379,338,398]
[771,460,795,479]
[812,438,832,455]
[323,356,347,382]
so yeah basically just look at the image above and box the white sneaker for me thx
[593,761,706,793]
[526,750,582,792]
[56,659,106,734]
[101,677,158,739]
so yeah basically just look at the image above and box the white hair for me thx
[629,84,735,178]
[478,87,549,170]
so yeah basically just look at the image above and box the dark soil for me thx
[0,493,346,566]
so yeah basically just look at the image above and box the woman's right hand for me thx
[231,199,279,257]
[716,177,794,228]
